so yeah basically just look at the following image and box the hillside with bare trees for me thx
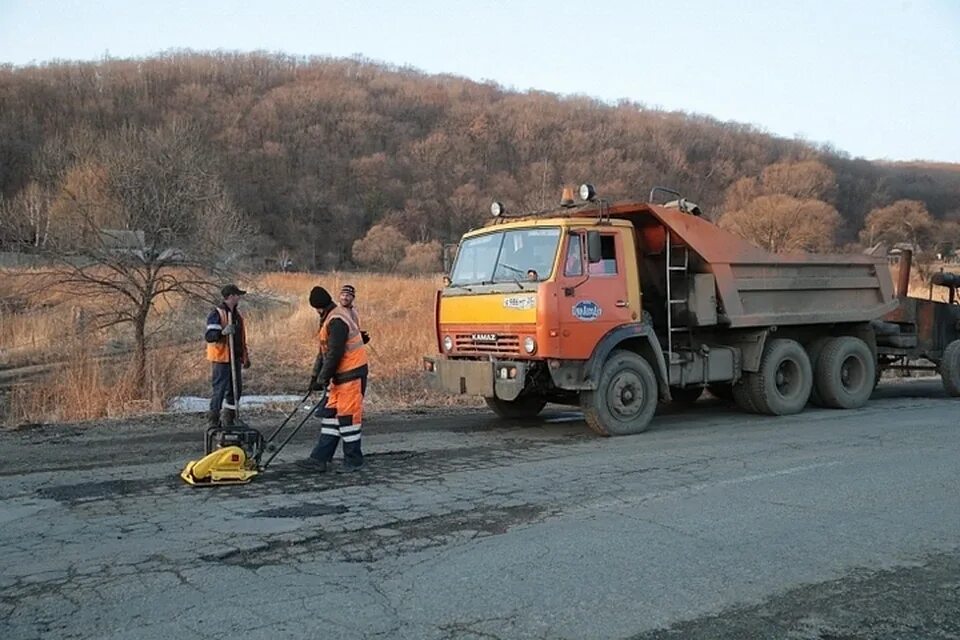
[2,52,959,270]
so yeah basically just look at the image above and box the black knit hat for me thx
[309,286,332,309]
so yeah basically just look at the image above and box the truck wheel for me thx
[940,340,960,397]
[815,337,875,409]
[671,386,704,405]
[581,349,658,436]
[707,383,734,402]
[747,338,812,415]
[806,337,831,407]
[732,378,760,413]
[484,396,547,419]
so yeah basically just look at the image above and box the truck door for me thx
[556,228,635,359]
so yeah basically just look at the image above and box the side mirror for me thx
[587,231,602,264]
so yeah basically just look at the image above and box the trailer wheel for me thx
[671,386,704,405]
[707,383,734,402]
[940,340,960,397]
[484,396,547,419]
[581,349,658,436]
[815,337,875,409]
[747,338,812,415]
[806,337,831,407]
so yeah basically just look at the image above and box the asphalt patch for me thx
[211,504,548,568]
[630,550,960,639]
[37,477,179,504]
[251,503,349,518]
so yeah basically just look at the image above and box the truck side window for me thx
[564,234,583,276]
[602,236,618,274]
[589,235,618,275]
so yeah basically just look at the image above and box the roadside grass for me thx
[1,270,457,425]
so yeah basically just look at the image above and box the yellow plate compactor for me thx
[180,390,320,486]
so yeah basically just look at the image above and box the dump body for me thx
[627,204,898,328]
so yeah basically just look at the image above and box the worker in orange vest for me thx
[338,283,371,345]
[297,286,368,473]
[204,284,250,428]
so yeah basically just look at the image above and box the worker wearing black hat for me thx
[204,284,250,429]
[298,285,368,473]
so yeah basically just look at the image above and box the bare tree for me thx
[352,223,408,271]
[33,122,253,394]
[398,240,443,273]
[719,194,841,253]
[2,182,53,247]
[859,200,935,250]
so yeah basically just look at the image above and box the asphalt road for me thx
[1,378,958,639]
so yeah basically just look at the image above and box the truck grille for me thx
[454,333,520,355]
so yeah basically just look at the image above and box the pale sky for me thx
[1,0,958,163]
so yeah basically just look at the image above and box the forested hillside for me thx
[2,52,959,269]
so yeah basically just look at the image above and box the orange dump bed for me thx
[582,202,898,328]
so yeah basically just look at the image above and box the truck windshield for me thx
[450,228,561,285]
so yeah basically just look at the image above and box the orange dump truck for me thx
[424,186,960,435]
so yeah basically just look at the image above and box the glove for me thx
[309,376,324,391]
[221,324,237,336]
[242,359,251,370]
[361,331,370,344]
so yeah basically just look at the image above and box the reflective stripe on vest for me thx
[319,306,368,374]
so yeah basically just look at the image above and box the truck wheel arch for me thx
[585,324,671,402]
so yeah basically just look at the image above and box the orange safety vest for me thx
[318,306,368,379]
[206,307,248,364]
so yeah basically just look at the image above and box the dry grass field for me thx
[0,262,957,426]
[0,271,453,426]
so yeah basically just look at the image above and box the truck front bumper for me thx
[423,356,529,400]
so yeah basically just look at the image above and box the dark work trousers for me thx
[309,375,366,467]
[210,362,242,413]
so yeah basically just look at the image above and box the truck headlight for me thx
[523,336,537,354]
[443,335,454,352]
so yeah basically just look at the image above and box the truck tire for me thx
[747,338,812,415]
[806,337,831,407]
[484,396,547,419]
[581,349,658,436]
[940,340,960,397]
[670,386,704,405]
[732,378,760,413]
[707,383,734,402]
[815,336,875,409]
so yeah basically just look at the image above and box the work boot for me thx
[206,410,220,429]
[295,457,328,473]
[221,408,237,428]
[336,462,364,474]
